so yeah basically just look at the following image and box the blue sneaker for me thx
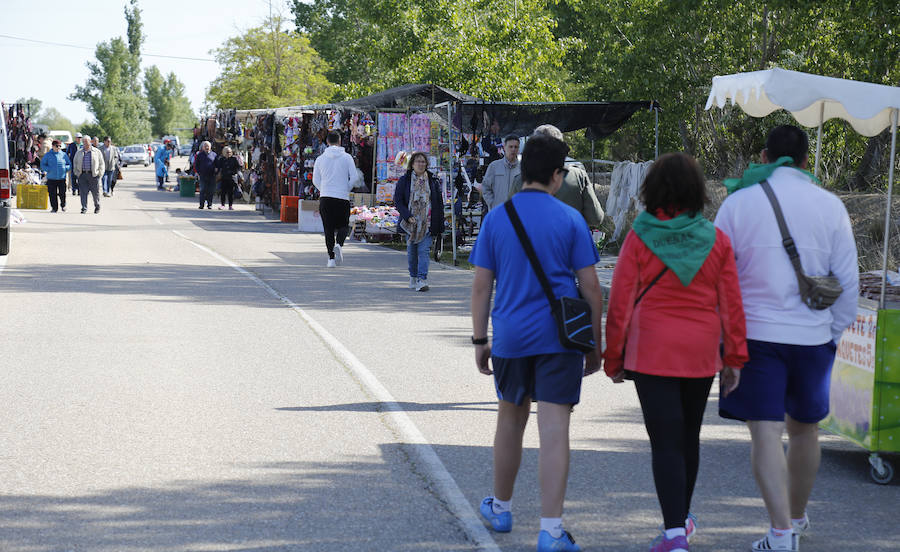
[537,530,582,551]
[480,497,512,532]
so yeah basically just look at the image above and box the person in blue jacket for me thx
[393,151,445,291]
[40,140,72,212]
[154,143,172,190]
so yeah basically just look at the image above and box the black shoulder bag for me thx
[759,180,843,310]
[504,201,596,352]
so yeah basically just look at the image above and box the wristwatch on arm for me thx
[471,336,488,345]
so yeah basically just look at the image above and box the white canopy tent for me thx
[705,68,900,308]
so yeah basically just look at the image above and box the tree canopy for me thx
[144,66,195,138]
[70,0,151,144]
[206,16,333,110]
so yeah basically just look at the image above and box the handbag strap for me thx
[759,180,809,291]
[634,266,668,306]
[504,200,559,310]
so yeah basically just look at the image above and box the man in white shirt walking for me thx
[714,125,858,552]
[312,131,358,267]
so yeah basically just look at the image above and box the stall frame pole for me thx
[448,102,458,265]
[814,102,825,178]
[879,108,899,309]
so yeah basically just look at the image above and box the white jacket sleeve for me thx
[312,157,322,190]
[346,154,358,191]
[829,203,860,343]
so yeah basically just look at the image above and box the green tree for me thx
[69,0,151,144]
[37,108,76,134]
[206,16,333,109]
[293,0,570,101]
[145,66,195,137]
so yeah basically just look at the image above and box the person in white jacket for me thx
[312,131,358,267]
[714,125,858,552]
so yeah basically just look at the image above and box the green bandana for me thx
[632,211,717,286]
[723,156,821,195]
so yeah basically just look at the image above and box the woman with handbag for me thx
[603,153,748,552]
[214,146,241,210]
[393,151,444,291]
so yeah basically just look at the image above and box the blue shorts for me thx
[720,339,837,423]
[492,352,583,406]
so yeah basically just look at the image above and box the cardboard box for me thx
[349,192,375,207]
[298,199,324,232]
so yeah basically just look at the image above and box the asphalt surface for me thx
[0,162,897,551]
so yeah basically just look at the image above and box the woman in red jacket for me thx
[603,153,748,552]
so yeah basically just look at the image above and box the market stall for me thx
[705,67,900,483]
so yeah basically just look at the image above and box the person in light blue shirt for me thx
[469,134,604,552]
[154,143,171,190]
[40,140,71,212]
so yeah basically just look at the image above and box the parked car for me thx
[49,130,73,145]
[178,143,193,156]
[0,111,11,254]
[121,144,150,167]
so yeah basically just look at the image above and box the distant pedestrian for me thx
[100,136,120,197]
[91,136,99,149]
[193,141,217,209]
[603,152,748,552]
[481,135,521,211]
[715,125,859,551]
[470,134,603,552]
[509,125,605,228]
[312,131,358,267]
[393,152,444,291]
[40,140,71,212]
[66,132,82,195]
[215,146,240,210]
[72,135,105,214]
[154,142,171,190]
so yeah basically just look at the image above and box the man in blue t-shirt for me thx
[469,134,603,552]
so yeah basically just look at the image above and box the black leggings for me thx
[630,371,714,529]
[318,197,350,259]
[220,181,234,207]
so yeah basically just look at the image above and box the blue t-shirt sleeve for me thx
[469,213,496,271]
[569,214,600,270]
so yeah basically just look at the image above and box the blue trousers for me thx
[102,170,115,193]
[407,233,432,280]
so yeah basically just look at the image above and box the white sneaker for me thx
[415,278,429,292]
[409,277,416,289]
[334,244,343,265]
[792,515,809,539]
[751,533,797,551]
[326,259,336,268]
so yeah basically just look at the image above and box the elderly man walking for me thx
[66,132,82,195]
[194,141,217,209]
[100,136,120,197]
[73,135,105,214]
[715,125,858,551]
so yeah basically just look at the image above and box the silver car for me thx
[121,145,150,167]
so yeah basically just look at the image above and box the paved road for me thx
[0,163,896,551]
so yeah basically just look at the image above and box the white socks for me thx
[665,527,686,540]
[767,527,793,548]
[540,517,564,539]
[491,497,511,514]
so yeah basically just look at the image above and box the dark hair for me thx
[406,151,430,174]
[503,134,520,145]
[521,135,568,186]
[326,131,341,145]
[765,125,809,165]
[640,152,709,218]
[103,136,110,141]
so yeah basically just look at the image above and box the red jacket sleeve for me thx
[603,231,641,376]
[715,230,749,368]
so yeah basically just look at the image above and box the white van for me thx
[0,110,12,254]
[49,130,73,145]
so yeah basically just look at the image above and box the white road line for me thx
[169,229,501,552]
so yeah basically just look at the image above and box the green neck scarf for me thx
[632,211,716,286]
[723,156,820,195]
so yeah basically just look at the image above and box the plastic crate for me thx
[178,176,196,197]
[16,184,48,210]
